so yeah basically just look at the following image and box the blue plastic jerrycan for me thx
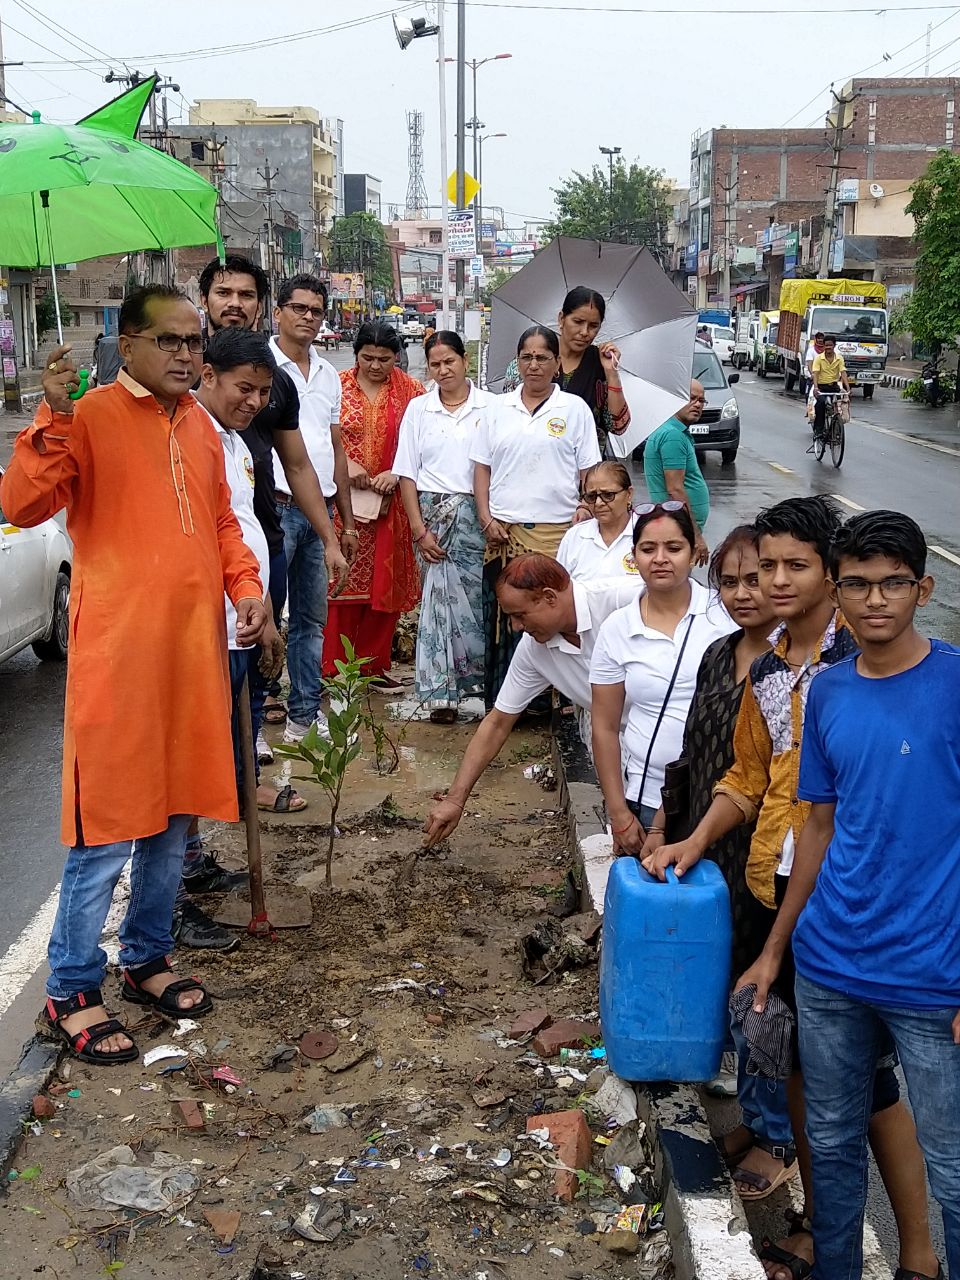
[600,857,732,1082]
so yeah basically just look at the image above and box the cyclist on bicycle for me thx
[811,335,850,439]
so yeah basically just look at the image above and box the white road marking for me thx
[833,495,865,511]
[930,543,960,568]
[0,867,130,1020]
[768,462,794,474]
[846,417,960,461]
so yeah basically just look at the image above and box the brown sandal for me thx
[732,1138,799,1202]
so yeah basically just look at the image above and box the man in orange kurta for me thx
[0,285,266,1065]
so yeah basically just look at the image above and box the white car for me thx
[0,466,72,665]
[699,323,736,364]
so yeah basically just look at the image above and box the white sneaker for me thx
[256,731,274,764]
[284,714,333,745]
[283,718,310,745]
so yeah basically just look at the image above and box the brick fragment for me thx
[532,1018,600,1057]
[527,1109,594,1202]
[173,1099,205,1130]
[32,1096,55,1120]
[509,1008,552,1039]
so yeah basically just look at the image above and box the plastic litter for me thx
[211,1065,243,1087]
[143,1044,188,1067]
[585,1071,639,1126]
[614,1164,637,1193]
[412,1255,431,1272]
[488,1148,512,1168]
[333,1167,357,1184]
[292,1196,344,1243]
[66,1145,199,1212]
[172,1018,201,1039]
[603,1120,647,1173]
[301,1104,351,1133]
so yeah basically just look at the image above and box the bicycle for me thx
[812,391,846,468]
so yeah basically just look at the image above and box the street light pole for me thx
[478,132,506,274]
[437,7,451,330]
[599,145,621,240]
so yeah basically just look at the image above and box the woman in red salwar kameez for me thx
[324,322,425,683]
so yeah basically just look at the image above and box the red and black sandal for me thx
[121,956,213,1018]
[38,988,139,1065]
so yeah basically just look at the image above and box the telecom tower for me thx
[405,110,429,218]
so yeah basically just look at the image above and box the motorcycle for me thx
[921,358,950,407]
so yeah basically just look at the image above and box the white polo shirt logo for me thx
[546,416,567,437]
[622,553,640,575]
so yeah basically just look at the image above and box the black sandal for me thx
[732,1137,798,1201]
[38,988,139,1065]
[759,1211,813,1280]
[121,956,213,1018]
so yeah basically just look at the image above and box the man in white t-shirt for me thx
[176,328,290,951]
[269,275,354,743]
[422,553,641,846]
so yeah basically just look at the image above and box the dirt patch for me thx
[1,708,668,1280]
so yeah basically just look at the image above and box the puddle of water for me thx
[386,695,486,723]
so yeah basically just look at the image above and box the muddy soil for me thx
[1,698,667,1280]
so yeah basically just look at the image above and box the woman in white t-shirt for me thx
[590,501,735,853]
[557,461,640,584]
[471,324,601,707]
[396,331,490,723]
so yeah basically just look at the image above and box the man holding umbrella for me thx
[0,284,266,1064]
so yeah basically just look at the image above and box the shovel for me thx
[215,672,313,932]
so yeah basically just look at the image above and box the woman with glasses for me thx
[395,331,490,723]
[590,502,736,844]
[324,321,425,686]
[502,286,629,456]
[557,461,639,582]
[472,324,601,708]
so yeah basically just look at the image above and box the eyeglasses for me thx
[689,395,707,405]
[281,302,326,320]
[634,501,685,516]
[518,353,556,366]
[582,488,627,505]
[126,333,204,354]
[833,576,920,600]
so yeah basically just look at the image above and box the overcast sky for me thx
[3,0,958,231]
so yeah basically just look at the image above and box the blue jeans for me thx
[281,501,329,726]
[47,814,192,998]
[796,972,960,1279]
[730,1013,793,1146]
[627,799,659,830]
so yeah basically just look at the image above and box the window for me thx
[191,141,205,161]
[428,229,442,245]
[699,208,711,248]
[868,97,877,146]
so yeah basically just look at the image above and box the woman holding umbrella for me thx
[502,286,630,455]
[471,325,601,709]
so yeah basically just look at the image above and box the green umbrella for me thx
[0,77,223,342]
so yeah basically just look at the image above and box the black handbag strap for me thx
[634,615,696,807]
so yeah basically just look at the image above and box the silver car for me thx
[689,347,741,465]
[0,466,72,664]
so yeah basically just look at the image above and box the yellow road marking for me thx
[767,462,794,475]
[832,495,865,512]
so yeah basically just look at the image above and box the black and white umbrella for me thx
[487,236,697,453]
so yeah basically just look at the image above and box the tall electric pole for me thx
[455,0,466,329]
[719,170,736,310]
[599,145,621,239]
[819,85,858,278]
[258,159,280,314]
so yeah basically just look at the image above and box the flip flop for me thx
[257,784,307,813]
[264,699,288,725]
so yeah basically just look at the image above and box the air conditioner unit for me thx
[869,183,885,199]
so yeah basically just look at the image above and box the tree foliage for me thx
[481,265,514,304]
[330,211,394,294]
[542,159,668,255]
[905,150,960,351]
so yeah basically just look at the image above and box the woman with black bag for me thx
[589,503,735,844]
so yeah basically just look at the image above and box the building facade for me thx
[679,78,960,307]
[343,173,382,219]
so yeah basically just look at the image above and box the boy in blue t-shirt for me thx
[741,509,957,1280]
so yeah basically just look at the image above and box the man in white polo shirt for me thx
[421,553,641,846]
[270,275,355,742]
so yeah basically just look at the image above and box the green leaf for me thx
[17,1166,41,1182]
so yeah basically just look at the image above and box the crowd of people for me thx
[1,259,957,1280]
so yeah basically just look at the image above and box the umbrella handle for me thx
[40,191,65,346]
